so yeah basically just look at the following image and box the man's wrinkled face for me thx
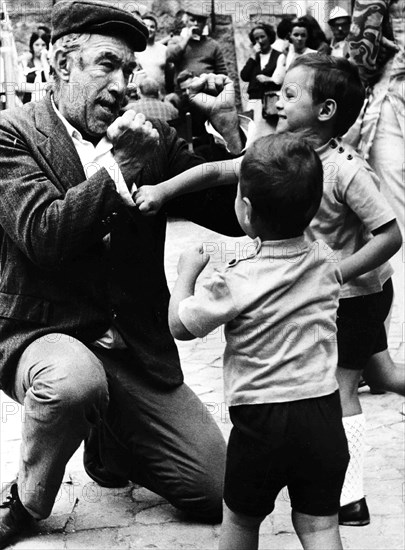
[60,34,136,138]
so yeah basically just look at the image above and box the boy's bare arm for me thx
[134,73,244,215]
[169,246,210,340]
[134,157,241,215]
[339,219,402,283]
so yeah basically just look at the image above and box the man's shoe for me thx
[0,483,35,549]
[339,497,370,526]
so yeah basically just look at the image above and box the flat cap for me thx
[51,0,149,51]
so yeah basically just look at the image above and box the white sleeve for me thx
[179,269,241,338]
[98,151,136,206]
[271,54,287,86]
[343,166,396,232]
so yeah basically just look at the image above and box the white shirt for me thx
[51,96,136,206]
[52,97,133,348]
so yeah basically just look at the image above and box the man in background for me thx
[328,6,351,58]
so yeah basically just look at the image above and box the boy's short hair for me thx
[240,133,323,238]
[289,53,365,136]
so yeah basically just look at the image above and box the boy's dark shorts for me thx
[224,391,349,518]
[337,278,393,370]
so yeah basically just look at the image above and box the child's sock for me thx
[340,413,366,506]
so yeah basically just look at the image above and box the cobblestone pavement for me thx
[1,219,404,549]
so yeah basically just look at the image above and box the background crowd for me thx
[0,1,403,549]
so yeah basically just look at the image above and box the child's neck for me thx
[251,224,298,242]
[305,126,334,149]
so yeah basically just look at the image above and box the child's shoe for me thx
[339,497,370,526]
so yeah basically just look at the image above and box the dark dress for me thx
[22,60,48,104]
[240,48,281,100]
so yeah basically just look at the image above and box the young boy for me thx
[275,54,403,526]
[169,133,349,550]
[134,56,403,526]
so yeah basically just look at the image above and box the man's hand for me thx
[133,184,167,215]
[188,73,243,155]
[188,73,236,117]
[108,111,159,188]
[177,245,210,278]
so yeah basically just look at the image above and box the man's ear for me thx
[53,50,72,82]
[318,99,337,122]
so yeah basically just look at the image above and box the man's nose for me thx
[109,70,127,96]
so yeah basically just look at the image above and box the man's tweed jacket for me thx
[0,95,241,391]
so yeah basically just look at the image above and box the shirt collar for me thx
[252,236,309,258]
[316,137,340,156]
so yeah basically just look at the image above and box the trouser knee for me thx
[24,341,109,419]
[170,475,224,522]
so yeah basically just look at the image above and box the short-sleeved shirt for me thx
[306,138,395,299]
[179,237,341,406]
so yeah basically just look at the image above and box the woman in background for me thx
[240,23,281,121]
[19,30,51,104]
[270,18,318,87]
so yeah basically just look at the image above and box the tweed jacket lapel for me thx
[34,94,86,190]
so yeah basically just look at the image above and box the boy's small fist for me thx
[177,245,210,275]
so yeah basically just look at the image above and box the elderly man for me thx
[328,6,352,58]
[0,1,243,547]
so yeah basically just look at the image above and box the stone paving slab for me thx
[1,219,404,549]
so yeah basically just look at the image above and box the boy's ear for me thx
[318,99,337,122]
[53,50,72,82]
[242,196,253,224]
